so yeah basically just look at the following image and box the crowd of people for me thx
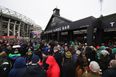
[0,39,116,77]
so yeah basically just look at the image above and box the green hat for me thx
[34,44,40,50]
[99,46,106,50]
[28,48,32,52]
[112,48,116,54]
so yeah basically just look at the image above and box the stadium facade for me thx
[0,6,41,39]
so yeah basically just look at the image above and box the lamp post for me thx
[99,0,103,17]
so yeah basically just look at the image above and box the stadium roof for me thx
[0,6,36,25]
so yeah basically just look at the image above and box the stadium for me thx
[0,6,40,39]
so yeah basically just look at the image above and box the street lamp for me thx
[99,0,103,17]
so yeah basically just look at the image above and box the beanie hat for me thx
[112,48,116,54]
[65,51,72,59]
[42,47,50,55]
[89,61,100,73]
[76,50,81,55]
[100,50,109,56]
[99,46,106,50]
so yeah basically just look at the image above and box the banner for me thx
[0,36,16,39]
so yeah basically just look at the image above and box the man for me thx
[102,60,116,77]
[23,54,46,77]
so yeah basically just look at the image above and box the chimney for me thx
[53,8,60,16]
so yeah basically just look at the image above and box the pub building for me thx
[42,8,116,46]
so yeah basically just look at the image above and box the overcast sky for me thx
[0,0,116,30]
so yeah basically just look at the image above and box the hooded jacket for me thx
[8,57,26,77]
[46,56,60,77]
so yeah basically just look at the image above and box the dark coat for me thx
[62,59,75,77]
[8,57,27,77]
[102,68,116,77]
[23,64,46,77]
[54,51,63,68]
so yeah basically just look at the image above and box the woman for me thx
[75,52,89,77]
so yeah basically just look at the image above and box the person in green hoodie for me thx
[8,45,21,62]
